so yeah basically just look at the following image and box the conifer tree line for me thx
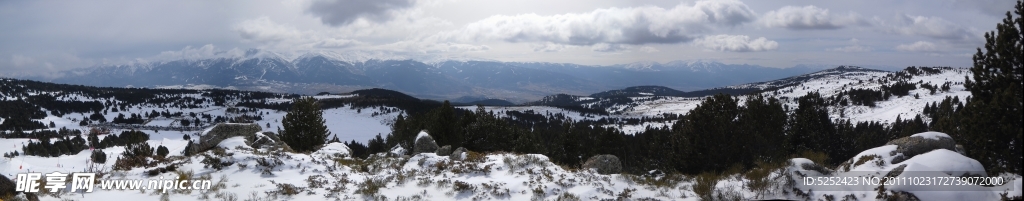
[6,129,150,158]
[342,92,933,175]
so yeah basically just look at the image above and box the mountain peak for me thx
[242,48,289,61]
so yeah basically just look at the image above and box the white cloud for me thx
[314,38,361,48]
[638,46,660,53]
[375,40,490,54]
[152,44,245,61]
[306,0,416,27]
[1,53,90,78]
[895,41,941,52]
[531,43,568,52]
[827,38,871,52]
[591,44,632,52]
[11,54,36,67]
[235,17,303,44]
[430,0,756,46]
[692,35,778,52]
[234,17,363,50]
[953,0,1019,16]
[762,5,865,30]
[879,15,980,43]
[827,45,871,52]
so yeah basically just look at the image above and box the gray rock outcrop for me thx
[436,145,452,156]
[413,132,439,154]
[189,123,262,154]
[0,174,17,198]
[885,132,958,164]
[450,147,468,160]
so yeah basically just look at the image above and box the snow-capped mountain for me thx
[39,49,822,102]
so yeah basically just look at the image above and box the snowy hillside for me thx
[3,65,1021,200]
[2,129,1019,201]
[477,66,973,135]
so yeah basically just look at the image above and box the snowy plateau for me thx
[1,66,1021,201]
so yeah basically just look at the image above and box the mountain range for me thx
[40,49,827,103]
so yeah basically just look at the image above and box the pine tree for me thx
[956,1,1023,175]
[788,92,837,164]
[279,97,330,153]
[678,94,740,172]
[182,140,194,156]
[91,150,107,164]
[156,145,169,158]
[739,94,788,164]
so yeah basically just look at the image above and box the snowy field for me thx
[1,131,1019,201]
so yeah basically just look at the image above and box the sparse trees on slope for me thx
[279,97,330,153]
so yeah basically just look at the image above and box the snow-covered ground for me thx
[478,68,973,135]
[1,131,1018,201]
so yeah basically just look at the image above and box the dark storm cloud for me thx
[306,0,416,27]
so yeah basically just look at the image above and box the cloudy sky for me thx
[0,0,1017,77]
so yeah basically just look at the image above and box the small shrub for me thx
[693,172,720,201]
[854,154,880,167]
[306,175,327,189]
[173,170,195,194]
[273,183,301,196]
[452,181,475,194]
[218,192,238,201]
[555,192,581,201]
[113,142,155,170]
[156,145,169,159]
[90,150,107,164]
[201,154,234,170]
[255,157,283,175]
[355,177,388,196]
[616,188,635,199]
[799,150,829,165]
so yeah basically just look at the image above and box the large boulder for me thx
[885,132,958,164]
[190,123,262,154]
[413,131,439,154]
[450,147,469,161]
[251,132,293,151]
[436,145,452,156]
[389,145,407,157]
[0,174,17,198]
[583,154,622,175]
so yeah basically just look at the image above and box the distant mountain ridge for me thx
[39,49,825,103]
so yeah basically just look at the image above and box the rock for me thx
[25,192,39,201]
[955,144,967,155]
[801,163,833,175]
[146,167,165,176]
[191,123,262,154]
[450,147,468,161]
[583,154,622,175]
[0,174,17,198]
[885,191,921,201]
[885,132,958,164]
[886,164,908,178]
[389,145,407,157]
[251,132,292,151]
[413,131,439,154]
[436,145,452,156]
